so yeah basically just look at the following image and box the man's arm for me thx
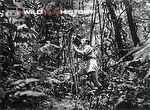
[73,45,84,56]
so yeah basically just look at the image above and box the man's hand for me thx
[72,45,84,55]
[72,45,77,51]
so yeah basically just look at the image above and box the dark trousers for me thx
[77,69,101,88]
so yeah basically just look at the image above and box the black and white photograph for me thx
[0,0,150,110]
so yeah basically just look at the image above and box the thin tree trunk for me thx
[96,0,104,68]
[123,0,140,46]
[105,0,124,53]
[90,0,96,46]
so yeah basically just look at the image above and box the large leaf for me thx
[133,44,150,59]
[143,69,150,82]
[12,80,24,85]
[47,77,63,83]
[25,78,39,84]
[12,78,39,85]
[115,95,126,108]
[133,36,150,60]
[117,83,136,90]
[15,91,47,97]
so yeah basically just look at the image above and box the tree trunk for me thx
[123,0,140,46]
[105,0,124,57]
[90,0,96,46]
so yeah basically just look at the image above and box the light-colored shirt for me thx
[79,45,98,73]
[83,45,96,59]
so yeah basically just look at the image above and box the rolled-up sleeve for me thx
[83,45,93,55]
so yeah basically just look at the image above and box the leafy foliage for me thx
[0,0,150,110]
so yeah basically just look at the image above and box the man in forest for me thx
[72,35,102,89]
